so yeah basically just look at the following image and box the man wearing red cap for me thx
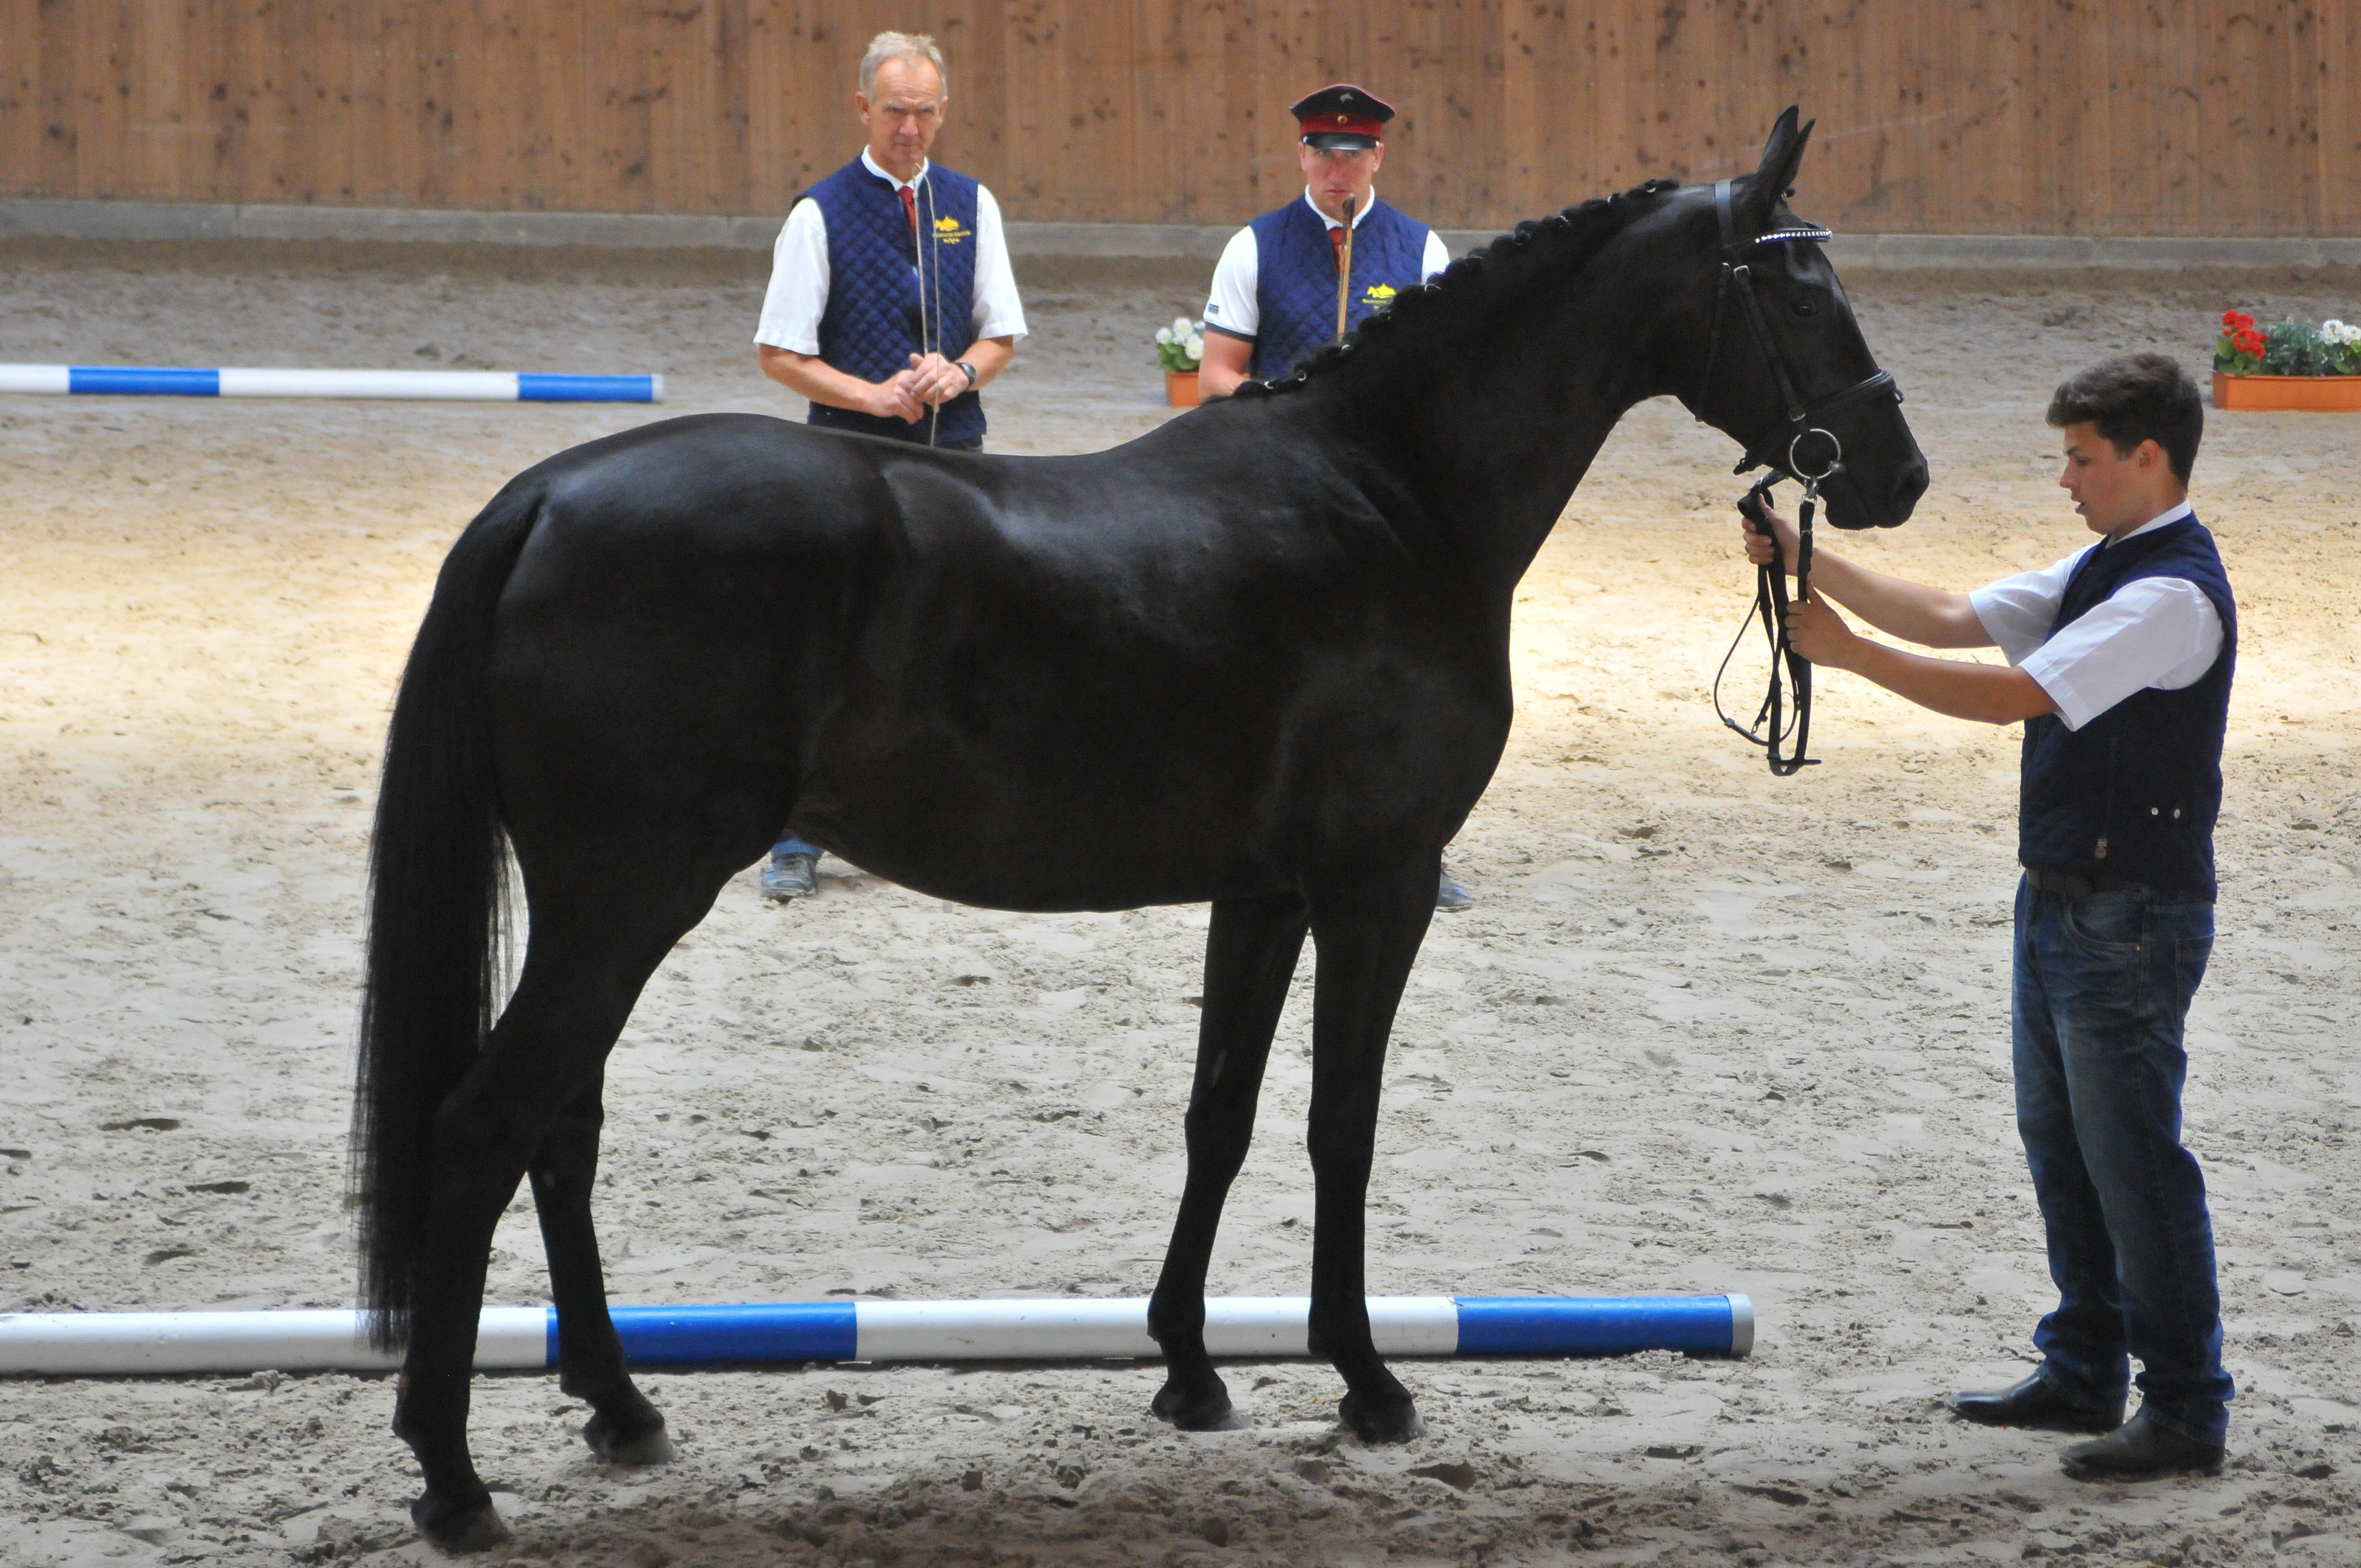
[1198,84,1450,396]
[1199,84,1465,908]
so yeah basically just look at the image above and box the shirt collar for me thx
[861,146,929,190]
[2118,499,2194,542]
[1302,189,1378,230]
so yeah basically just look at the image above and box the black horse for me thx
[353,110,1925,1550]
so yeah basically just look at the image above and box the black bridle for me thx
[1693,178,1899,482]
[1694,178,1901,776]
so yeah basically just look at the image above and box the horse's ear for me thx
[1746,105,1815,222]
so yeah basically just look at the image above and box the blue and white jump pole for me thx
[0,1295,1750,1376]
[0,365,662,402]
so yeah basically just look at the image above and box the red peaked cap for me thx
[1291,83,1395,148]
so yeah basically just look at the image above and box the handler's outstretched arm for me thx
[1787,592,2057,726]
[1838,640,2058,725]
[1744,512,1992,649]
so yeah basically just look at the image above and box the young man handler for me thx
[1748,353,2236,1479]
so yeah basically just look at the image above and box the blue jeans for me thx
[2012,874,2232,1444]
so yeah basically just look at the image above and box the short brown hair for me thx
[2045,353,2202,482]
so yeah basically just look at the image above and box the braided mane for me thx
[1231,177,1684,399]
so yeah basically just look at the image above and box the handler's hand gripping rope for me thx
[1713,428,1842,776]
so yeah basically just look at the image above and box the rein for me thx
[1713,434,1841,776]
[1693,177,1900,776]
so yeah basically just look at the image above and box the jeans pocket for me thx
[2063,889,2145,952]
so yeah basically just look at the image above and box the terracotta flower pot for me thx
[2212,370,2361,412]
[1165,369,1201,408]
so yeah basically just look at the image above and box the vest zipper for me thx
[2094,735,2115,861]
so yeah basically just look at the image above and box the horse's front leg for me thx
[1147,890,1310,1430]
[1303,858,1437,1442]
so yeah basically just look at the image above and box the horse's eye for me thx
[1791,300,1818,318]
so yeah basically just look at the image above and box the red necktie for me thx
[901,186,917,235]
[1331,224,1346,273]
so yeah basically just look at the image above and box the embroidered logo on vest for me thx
[932,213,972,244]
[1362,282,1397,305]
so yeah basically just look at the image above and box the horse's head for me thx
[1672,108,1928,530]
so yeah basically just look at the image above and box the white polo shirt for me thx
[754,148,1029,356]
[1201,190,1451,340]
[1970,501,2227,732]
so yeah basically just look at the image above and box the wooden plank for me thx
[1955,0,2031,235]
[2326,0,2361,233]
[0,4,30,187]
[2205,0,2270,235]
[2151,0,2204,233]
[2276,0,2325,235]
[2103,1,2197,235]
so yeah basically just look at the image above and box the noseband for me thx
[1695,178,1900,777]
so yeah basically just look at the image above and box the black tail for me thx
[351,482,544,1349]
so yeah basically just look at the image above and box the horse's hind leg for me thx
[1147,890,1309,1430]
[1303,859,1436,1443]
[530,1073,673,1465]
[396,892,721,1552]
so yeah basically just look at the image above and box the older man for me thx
[1199,84,1464,909]
[751,30,1028,897]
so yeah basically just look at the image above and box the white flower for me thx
[1185,334,1205,361]
[2321,319,2361,345]
[1155,327,1175,345]
[1172,315,1194,338]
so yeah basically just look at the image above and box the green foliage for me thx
[2260,318,2333,377]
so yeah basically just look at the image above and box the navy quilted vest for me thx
[802,159,985,445]
[1247,197,1432,380]
[2019,516,2237,897]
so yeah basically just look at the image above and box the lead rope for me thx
[1712,431,1842,776]
[921,174,942,448]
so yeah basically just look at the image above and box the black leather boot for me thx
[1945,1372,2123,1434]
[2061,1409,2224,1480]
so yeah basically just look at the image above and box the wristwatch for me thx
[956,360,978,388]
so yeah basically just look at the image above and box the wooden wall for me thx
[4,2,2355,235]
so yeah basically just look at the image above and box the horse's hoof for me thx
[584,1409,676,1466]
[411,1492,512,1554]
[1152,1378,1244,1432]
[1339,1389,1424,1444]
